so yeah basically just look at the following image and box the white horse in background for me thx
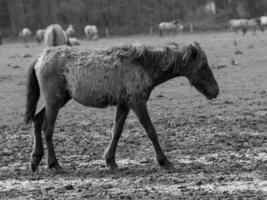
[19,28,32,44]
[158,20,183,36]
[260,16,267,31]
[36,29,45,44]
[66,25,75,37]
[44,24,70,47]
[229,19,248,34]
[84,25,98,41]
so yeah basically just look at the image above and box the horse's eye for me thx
[200,63,208,70]
[199,64,204,70]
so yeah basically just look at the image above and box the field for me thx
[0,32,267,199]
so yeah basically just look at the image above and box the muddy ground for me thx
[0,32,266,199]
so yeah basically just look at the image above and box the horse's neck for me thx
[151,65,181,87]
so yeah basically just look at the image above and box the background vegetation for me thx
[1,0,267,37]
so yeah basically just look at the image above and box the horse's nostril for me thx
[213,90,219,98]
[215,87,219,96]
[208,88,219,99]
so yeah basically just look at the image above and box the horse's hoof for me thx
[105,155,119,172]
[31,154,43,172]
[48,164,66,174]
[53,166,67,174]
[107,162,119,172]
[164,163,175,172]
[30,162,38,172]
[158,159,174,171]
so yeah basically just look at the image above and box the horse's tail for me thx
[51,27,57,46]
[24,59,40,124]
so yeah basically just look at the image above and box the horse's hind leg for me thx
[42,91,70,173]
[131,100,174,170]
[31,107,45,172]
[43,104,63,173]
[104,103,129,171]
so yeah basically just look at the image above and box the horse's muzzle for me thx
[207,86,219,100]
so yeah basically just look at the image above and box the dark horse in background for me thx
[25,42,219,173]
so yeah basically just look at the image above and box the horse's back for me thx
[158,22,176,31]
[23,28,32,36]
[85,25,98,34]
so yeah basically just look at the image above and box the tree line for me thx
[1,0,267,37]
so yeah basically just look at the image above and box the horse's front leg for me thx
[131,100,173,170]
[104,103,129,171]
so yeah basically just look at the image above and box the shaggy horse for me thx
[44,24,70,47]
[66,25,75,37]
[19,28,32,44]
[25,43,219,173]
[36,29,45,44]
[84,25,98,40]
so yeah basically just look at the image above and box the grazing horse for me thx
[25,43,219,173]
[19,28,32,44]
[65,25,75,37]
[44,24,70,47]
[68,37,80,46]
[36,29,45,44]
[158,20,183,37]
[84,25,98,41]
[229,19,248,35]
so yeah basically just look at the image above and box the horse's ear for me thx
[190,45,199,60]
[161,46,174,69]
[194,41,200,47]
[182,45,198,65]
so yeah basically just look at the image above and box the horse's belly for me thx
[73,90,117,108]
[68,77,119,108]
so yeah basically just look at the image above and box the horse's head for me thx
[181,42,219,100]
[172,19,179,25]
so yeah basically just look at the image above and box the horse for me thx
[19,28,32,44]
[158,20,183,37]
[65,25,75,37]
[44,24,70,47]
[229,19,248,35]
[36,29,45,44]
[24,42,219,173]
[246,18,262,34]
[84,25,98,41]
[260,16,267,31]
[68,37,80,46]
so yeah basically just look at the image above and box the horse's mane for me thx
[112,42,205,74]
